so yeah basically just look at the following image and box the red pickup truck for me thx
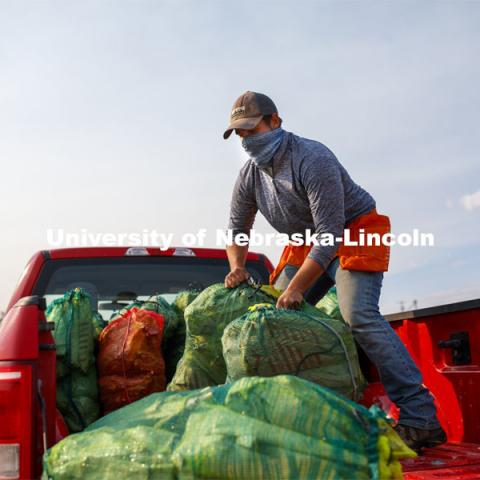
[1,247,480,479]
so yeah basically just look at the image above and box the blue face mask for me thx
[241,128,285,168]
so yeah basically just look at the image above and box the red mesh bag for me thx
[98,307,166,413]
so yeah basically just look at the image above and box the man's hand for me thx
[276,288,303,309]
[275,257,324,308]
[224,267,250,288]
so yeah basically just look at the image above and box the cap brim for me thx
[223,115,263,139]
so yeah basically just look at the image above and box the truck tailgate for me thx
[402,443,480,479]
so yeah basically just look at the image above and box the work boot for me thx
[395,424,447,452]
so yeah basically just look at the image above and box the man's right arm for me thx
[224,244,250,287]
[224,165,258,288]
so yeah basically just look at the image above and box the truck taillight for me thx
[0,443,19,479]
[0,365,34,480]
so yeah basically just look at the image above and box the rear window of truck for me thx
[32,256,270,318]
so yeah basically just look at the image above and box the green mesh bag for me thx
[316,286,343,321]
[92,312,107,340]
[164,290,202,382]
[167,283,277,391]
[43,375,415,480]
[56,367,100,433]
[172,289,201,314]
[46,288,96,375]
[222,303,365,401]
[142,295,180,340]
[46,288,100,432]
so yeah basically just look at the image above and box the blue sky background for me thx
[0,1,479,313]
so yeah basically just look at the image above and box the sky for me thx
[0,0,479,314]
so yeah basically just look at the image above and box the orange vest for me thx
[269,209,391,285]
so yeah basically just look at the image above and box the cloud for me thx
[461,190,480,211]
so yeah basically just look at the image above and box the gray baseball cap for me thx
[223,91,278,139]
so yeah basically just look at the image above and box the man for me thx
[223,90,446,452]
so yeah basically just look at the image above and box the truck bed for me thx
[402,443,480,479]
[2,248,480,479]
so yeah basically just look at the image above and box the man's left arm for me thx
[276,258,325,308]
[276,156,345,309]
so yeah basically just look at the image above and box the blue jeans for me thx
[274,257,440,429]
